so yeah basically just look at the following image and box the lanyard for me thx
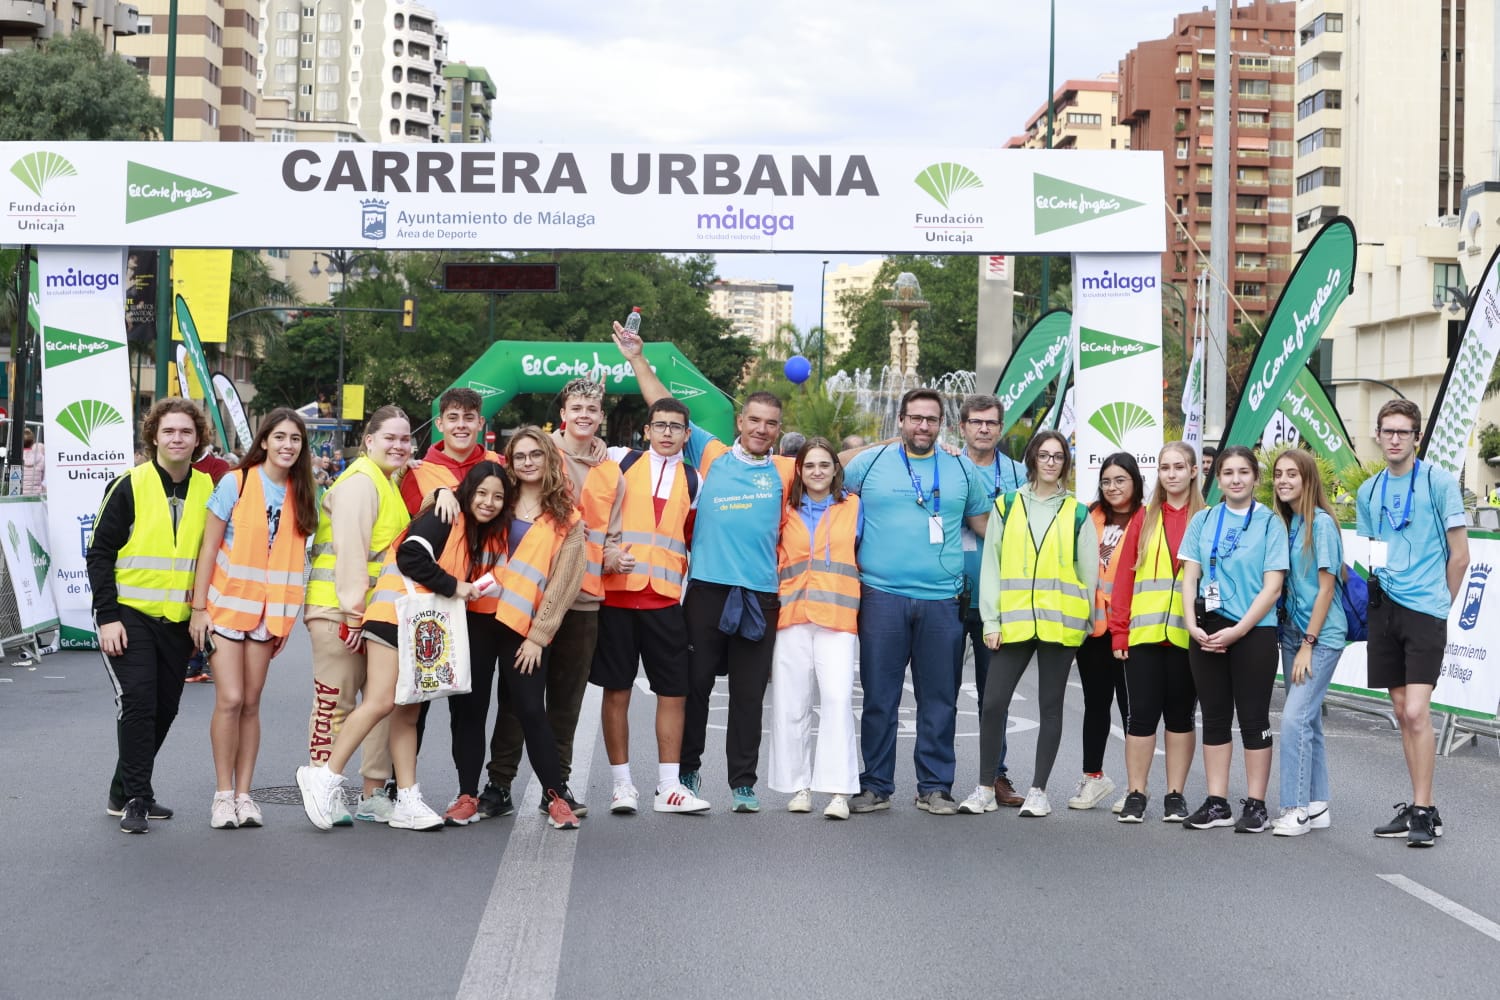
[991,457,1012,498]
[1378,460,1418,533]
[1208,501,1254,581]
[900,447,940,515]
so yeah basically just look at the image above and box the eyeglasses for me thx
[1036,452,1066,465]
[648,421,687,434]
[1100,476,1131,488]
[964,418,1000,430]
[1377,427,1415,440]
[904,414,942,426]
[512,449,546,465]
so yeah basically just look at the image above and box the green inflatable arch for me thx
[437,341,736,443]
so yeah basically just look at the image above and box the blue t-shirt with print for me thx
[1283,509,1348,648]
[960,453,1027,600]
[845,445,992,601]
[682,423,790,593]
[207,467,288,551]
[1355,461,1465,619]
[1181,501,1289,627]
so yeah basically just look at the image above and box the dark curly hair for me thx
[139,398,208,459]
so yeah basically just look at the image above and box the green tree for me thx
[248,316,341,414]
[833,255,980,378]
[0,34,163,140]
[222,250,298,364]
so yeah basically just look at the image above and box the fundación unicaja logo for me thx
[126,161,236,222]
[1033,173,1144,234]
[56,399,126,448]
[914,162,983,209]
[10,151,78,197]
[1089,402,1157,450]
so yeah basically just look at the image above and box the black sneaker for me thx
[107,798,173,820]
[1162,791,1189,823]
[538,785,588,819]
[1184,796,1235,829]
[1234,797,1269,833]
[119,797,150,834]
[477,783,514,818]
[1374,802,1413,838]
[1430,805,1444,837]
[1407,806,1436,848]
[1117,790,1148,823]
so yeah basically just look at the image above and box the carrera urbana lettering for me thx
[1247,267,1341,411]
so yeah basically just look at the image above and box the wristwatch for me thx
[1302,633,1318,646]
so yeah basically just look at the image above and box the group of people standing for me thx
[87,323,1464,848]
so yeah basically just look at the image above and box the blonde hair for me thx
[1135,440,1206,570]
[504,426,577,527]
[1271,447,1337,557]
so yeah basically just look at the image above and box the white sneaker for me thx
[389,785,444,831]
[234,795,263,828]
[330,795,353,827]
[787,789,813,813]
[355,790,395,823]
[958,784,998,814]
[654,782,711,814]
[210,795,239,830]
[611,783,640,814]
[1019,787,1052,817]
[1272,806,1311,837]
[1308,800,1331,829]
[295,764,344,830]
[1067,773,1116,810]
[824,795,850,820]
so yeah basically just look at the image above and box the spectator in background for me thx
[780,431,807,459]
[842,434,867,451]
[1200,446,1218,495]
[21,428,44,495]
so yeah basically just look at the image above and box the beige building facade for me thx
[707,279,795,348]
[0,0,140,49]
[822,258,884,357]
[1004,75,1131,152]
[118,1,260,142]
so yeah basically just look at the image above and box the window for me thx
[1236,253,1265,269]
[1297,90,1342,120]
[1434,263,1465,304]
[353,19,362,29]
[1067,112,1101,126]
[1236,223,1267,241]
[319,38,340,57]
[1239,79,1270,97]
[1197,166,1213,182]
[1199,52,1215,69]
[1178,81,1191,100]
[318,63,339,83]
[207,21,221,46]
[299,84,313,96]
[1235,282,1265,297]
[1236,166,1267,186]
[1296,129,1342,156]
[270,127,295,142]
[1176,139,1189,160]
[351,45,361,56]
[276,11,296,31]
[138,14,152,33]
[1238,55,1269,70]
[1269,140,1293,158]
[1298,58,1319,83]
[274,63,296,83]
[316,91,339,112]
[1295,167,1342,194]
[1198,81,1214,98]
[1267,197,1290,215]
[301,32,313,44]
[1236,194,1265,212]
[319,12,342,32]
[1238,110,1268,126]
[275,37,297,57]
[1177,53,1192,72]
[302,5,315,17]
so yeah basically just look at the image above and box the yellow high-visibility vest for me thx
[112,463,212,622]
[304,455,409,614]
[994,492,1091,647]
[1127,510,1190,649]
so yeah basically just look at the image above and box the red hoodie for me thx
[398,441,503,516]
[1109,500,1192,652]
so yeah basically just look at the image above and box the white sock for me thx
[658,763,680,793]
[611,763,632,787]
[214,789,234,800]
[235,793,253,802]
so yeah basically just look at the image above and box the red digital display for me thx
[442,262,559,292]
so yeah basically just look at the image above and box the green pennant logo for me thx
[126,162,236,222]
[1033,173,1144,234]
[1078,326,1158,369]
[26,528,51,591]
[43,326,123,369]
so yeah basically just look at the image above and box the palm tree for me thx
[221,250,298,365]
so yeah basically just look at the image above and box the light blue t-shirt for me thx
[1181,501,1289,627]
[961,453,1028,599]
[1355,461,1465,619]
[207,467,288,551]
[845,445,991,601]
[683,423,789,593]
[1283,509,1348,648]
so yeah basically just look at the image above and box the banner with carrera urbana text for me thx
[36,246,134,649]
[1422,243,1500,476]
[993,309,1072,432]
[1070,253,1164,501]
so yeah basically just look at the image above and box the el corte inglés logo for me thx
[43,327,123,368]
[126,162,237,222]
[1078,326,1159,370]
[1033,173,1144,234]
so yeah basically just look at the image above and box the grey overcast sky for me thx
[437,0,1200,336]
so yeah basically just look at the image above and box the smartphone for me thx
[202,632,217,656]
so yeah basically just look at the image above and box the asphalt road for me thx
[3,629,1500,1000]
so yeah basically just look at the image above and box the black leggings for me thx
[1123,643,1197,737]
[1188,621,1277,749]
[980,639,1075,789]
[1075,634,1128,773]
[447,613,563,797]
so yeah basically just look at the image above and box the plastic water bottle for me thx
[623,306,642,334]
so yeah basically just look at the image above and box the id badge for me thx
[1203,581,1222,613]
[929,516,944,545]
[1369,539,1388,569]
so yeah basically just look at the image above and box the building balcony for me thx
[1236,177,1270,188]
[1236,234,1269,246]
[1237,294,1269,310]
[1236,205,1268,217]
[0,0,47,29]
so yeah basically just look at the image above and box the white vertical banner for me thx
[1072,253,1164,502]
[0,497,61,633]
[36,246,134,650]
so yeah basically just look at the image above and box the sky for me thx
[436,0,1197,333]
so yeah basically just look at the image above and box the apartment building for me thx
[823,258,884,358]
[118,1,260,141]
[707,279,795,348]
[1004,75,1131,151]
[1291,0,1346,251]
[0,0,139,49]
[442,62,494,144]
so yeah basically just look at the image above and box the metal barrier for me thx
[0,541,48,667]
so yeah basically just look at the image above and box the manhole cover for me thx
[251,784,362,807]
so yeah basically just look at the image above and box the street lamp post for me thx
[308,250,376,426]
[818,259,829,383]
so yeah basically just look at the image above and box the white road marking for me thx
[456,684,602,1000]
[1377,874,1500,943]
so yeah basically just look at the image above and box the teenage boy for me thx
[1355,399,1468,848]
[399,387,500,514]
[592,396,711,814]
[89,399,213,833]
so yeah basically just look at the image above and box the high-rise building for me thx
[1003,75,1132,151]
[707,279,794,347]
[0,0,140,49]
[823,258,885,357]
[255,0,449,144]
[1291,0,1345,251]
[1118,0,1298,328]
[118,1,261,141]
[442,62,494,144]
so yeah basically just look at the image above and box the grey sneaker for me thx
[915,790,959,815]
[849,790,891,813]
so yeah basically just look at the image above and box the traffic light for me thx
[400,296,417,331]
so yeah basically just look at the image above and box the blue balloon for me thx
[784,355,812,384]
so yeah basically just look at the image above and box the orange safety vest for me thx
[1089,506,1136,638]
[604,454,692,600]
[364,514,506,626]
[578,460,621,598]
[777,494,862,634]
[495,507,581,639]
[206,468,309,637]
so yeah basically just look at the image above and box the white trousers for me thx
[767,623,860,794]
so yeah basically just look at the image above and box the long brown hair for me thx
[454,460,513,570]
[1136,440,1206,571]
[505,427,577,527]
[240,408,319,537]
[1272,447,1337,557]
[787,437,846,508]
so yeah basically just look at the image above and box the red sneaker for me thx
[444,794,481,826]
[546,790,579,830]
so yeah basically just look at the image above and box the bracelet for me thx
[1303,633,1318,646]
[191,606,206,612]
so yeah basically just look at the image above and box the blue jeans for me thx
[858,585,965,796]
[1277,626,1342,809]
[964,608,1008,776]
